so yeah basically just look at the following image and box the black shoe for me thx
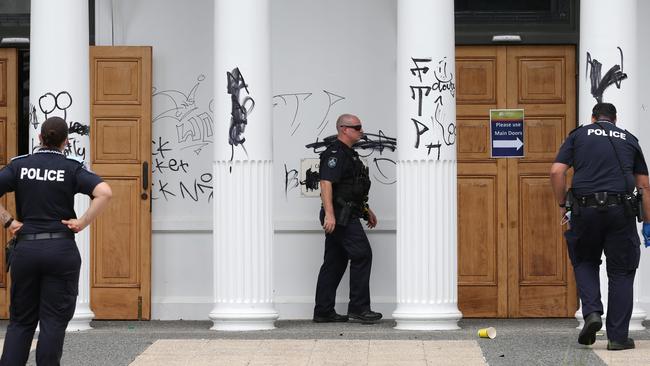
[607,338,635,351]
[313,312,349,323]
[348,310,383,323]
[578,312,602,345]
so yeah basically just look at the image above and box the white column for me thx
[209,0,278,331]
[30,0,93,331]
[577,0,645,330]
[393,0,462,330]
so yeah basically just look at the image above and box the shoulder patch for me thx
[327,157,337,168]
[10,154,29,161]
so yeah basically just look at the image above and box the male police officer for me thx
[0,117,112,365]
[550,103,650,351]
[313,114,382,323]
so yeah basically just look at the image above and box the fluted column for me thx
[30,0,93,331]
[209,0,278,330]
[576,0,645,330]
[393,0,462,330]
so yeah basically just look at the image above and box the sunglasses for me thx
[340,125,362,131]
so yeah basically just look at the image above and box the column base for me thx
[393,304,462,330]
[209,305,278,331]
[67,304,94,332]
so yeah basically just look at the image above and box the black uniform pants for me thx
[0,239,81,366]
[314,211,372,316]
[564,206,640,343]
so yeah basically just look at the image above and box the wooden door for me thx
[90,46,152,319]
[0,48,17,318]
[456,45,577,317]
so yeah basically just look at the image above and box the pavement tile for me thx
[593,340,650,366]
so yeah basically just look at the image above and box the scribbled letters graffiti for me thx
[29,91,89,161]
[153,74,214,155]
[409,57,456,160]
[152,75,214,203]
[586,47,627,103]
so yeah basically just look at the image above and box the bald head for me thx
[336,114,361,134]
[335,113,363,147]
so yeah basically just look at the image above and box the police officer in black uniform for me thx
[313,114,382,323]
[0,117,112,365]
[550,103,650,351]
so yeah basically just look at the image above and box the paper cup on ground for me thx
[477,327,496,339]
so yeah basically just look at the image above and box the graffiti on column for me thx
[151,74,214,203]
[29,91,89,161]
[586,47,628,103]
[408,57,456,160]
[227,67,254,172]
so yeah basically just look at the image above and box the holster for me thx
[335,197,352,227]
[5,237,16,272]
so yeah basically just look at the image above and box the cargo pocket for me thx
[57,280,79,321]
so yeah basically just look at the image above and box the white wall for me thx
[96,0,397,320]
[636,0,650,316]
[95,0,650,321]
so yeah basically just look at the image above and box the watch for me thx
[3,217,13,229]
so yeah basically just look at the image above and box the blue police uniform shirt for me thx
[319,139,356,184]
[555,120,648,195]
[0,149,104,234]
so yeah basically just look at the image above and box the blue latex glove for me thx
[643,223,650,248]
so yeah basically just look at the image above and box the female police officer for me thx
[0,117,112,365]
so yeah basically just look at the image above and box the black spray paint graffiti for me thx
[151,136,213,203]
[29,91,89,161]
[303,131,398,186]
[153,74,214,156]
[227,67,254,170]
[586,47,627,103]
[408,57,456,159]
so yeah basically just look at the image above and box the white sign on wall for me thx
[300,158,320,197]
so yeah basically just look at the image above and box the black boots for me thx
[578,312,603,345]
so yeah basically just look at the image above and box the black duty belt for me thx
[576,192,624,208]
[17,232,75,241]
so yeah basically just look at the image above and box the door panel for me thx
[457,45,577,318]
[0,48,17,318]
[90,46,151,320]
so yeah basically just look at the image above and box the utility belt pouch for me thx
[636,190,644,223]
[622,193,637,218]
[335,197,352,227]
[5,237,16,272]
[565,190,580,216]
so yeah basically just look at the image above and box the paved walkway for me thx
[0,319,649,365]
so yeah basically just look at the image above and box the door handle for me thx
[142,161,149,190]
[141,162,149,200]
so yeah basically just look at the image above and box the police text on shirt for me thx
[587,129,626,140]
[20,168,65,182]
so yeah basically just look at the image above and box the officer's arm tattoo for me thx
[0,203,12,227]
